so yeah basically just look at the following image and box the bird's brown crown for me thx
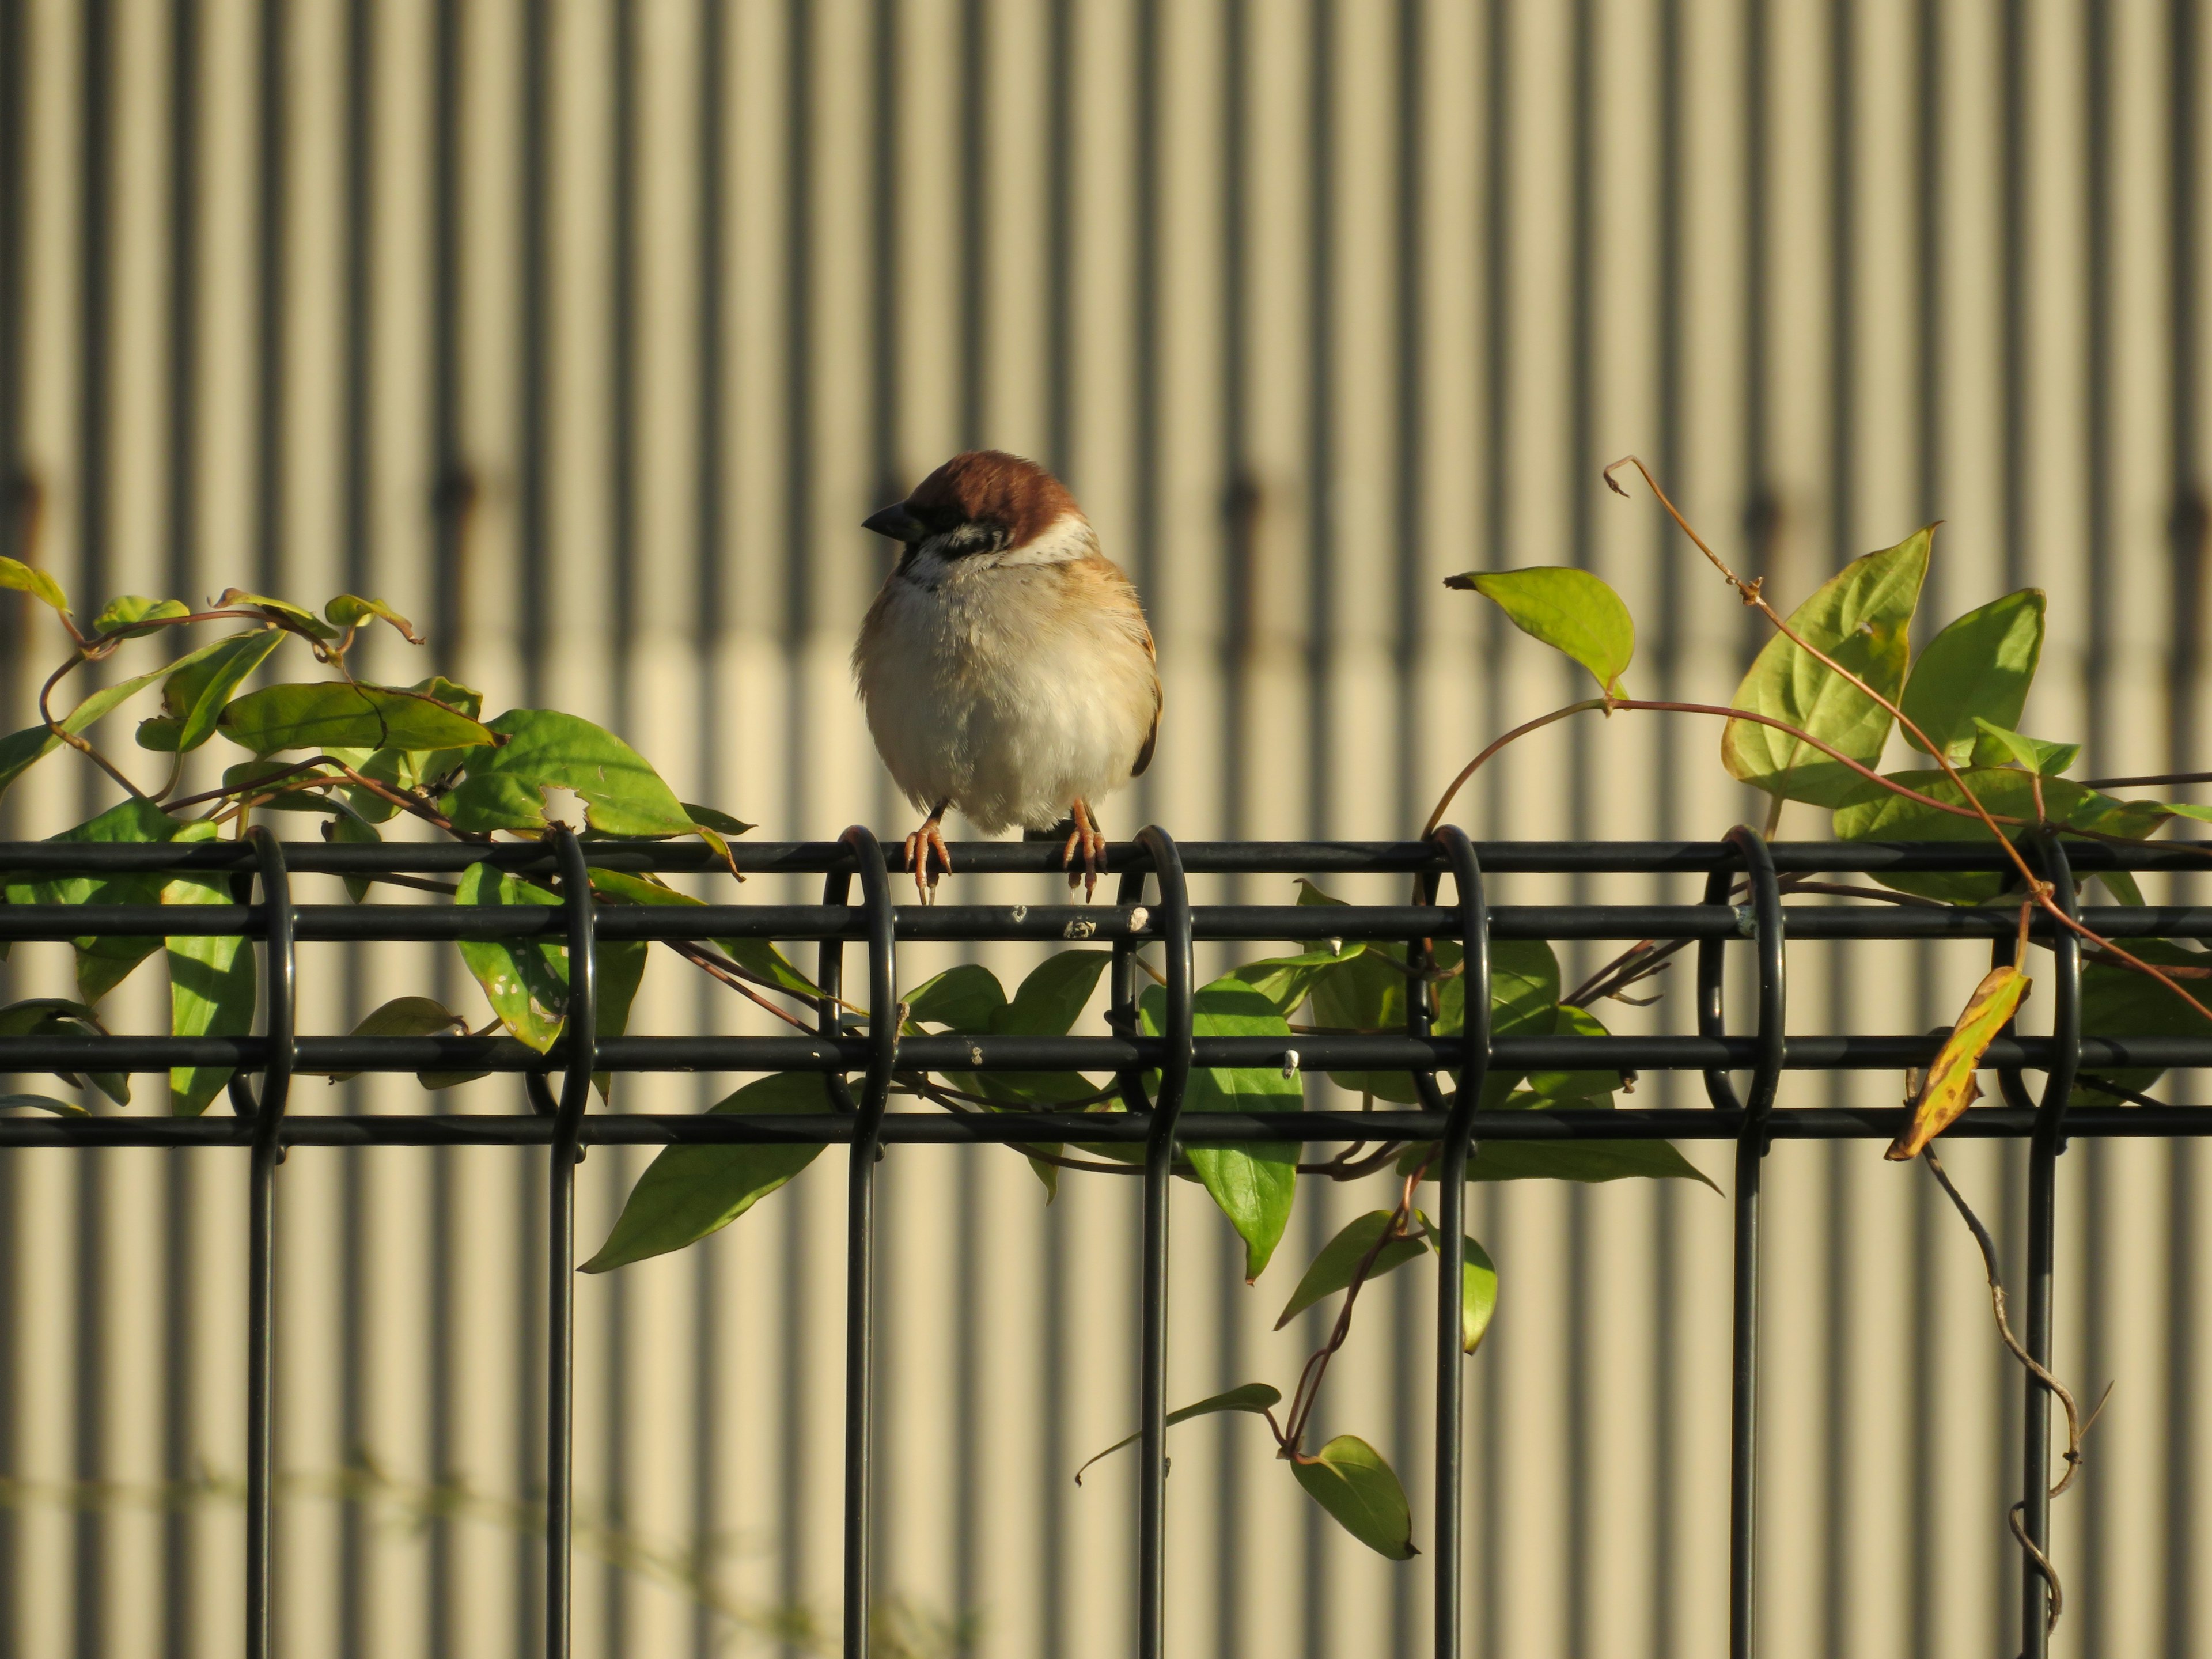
[903,451,1080,548]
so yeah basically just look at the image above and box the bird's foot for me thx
[904,813,952,905]
[1058,801,1107,902]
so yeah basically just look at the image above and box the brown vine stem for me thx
[1604,456,2212,1030]
[37,654,151,802]
[1922,1148,2113,1635]
[1279,1158,1431,1455]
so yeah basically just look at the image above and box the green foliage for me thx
[1446,566,1635,697]
[324,594,422,642]
[310,997,469,1085]
[1835,768,2166,904]
[1140,978,1300,1281]
[1,632,240,800]
[219,680,493,755]
[1898,589,2045,763]
[1968,719,2079,778]
[442,709,693,837]
[0,555,69,614]
[1073,1384,1283,1484]
[1290,1436,1417,1559]
[1275,1210,1429,1328]
[585,1073,837,1271]
[1722,528,1930,806]
[3,798,207,1003]
[0,999,126,1107]
[165,866,256,1116]
[90,595,190,637]
[2070,942,2212,1108]
[453,863,571,1050]
[136,628,286,752]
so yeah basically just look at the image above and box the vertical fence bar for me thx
[1131,827,1191,1659]
[839,828,896,1659]
[1697,827,1784,1659]
[1422,828,1488,1659]
[539,829,598,1659]
[2012,833,2081,1658]
[236,827,295,1659]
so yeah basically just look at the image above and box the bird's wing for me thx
[1132,624,1161,778]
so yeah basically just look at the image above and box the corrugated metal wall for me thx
[2,1,2210,1654]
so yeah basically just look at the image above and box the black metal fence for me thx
[3,827,2209,1659]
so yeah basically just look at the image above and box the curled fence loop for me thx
[842,825,898,1131]
[550,825,598,1145]
[223,825,297,1141]
[1135,824,1194,1130]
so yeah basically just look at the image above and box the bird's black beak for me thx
[862,503,925,544]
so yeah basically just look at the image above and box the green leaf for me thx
[585,866,823,1002]
[1416,1224,1499,1352]
[1721,527,1931,806]
[90,594,189,637]
[218,680,495,755]
[1522,1004,1624,1102]
[1297,880,1416,1101]
[1290,1435,1418,1560]
[441,709,694,838]
[903,964,1007,1030]
[1274,1210,1430,1329]
[1226,940,1368,1020]
[1834,768,2168,903]
[2,632,240,796]
[321,809,381,902]
[305,995,469,1084]
[0,555,69,613]
[1446,566,1635,697]
[2069,941,2212,1108]
[582,1071,837,1271]
[453,863,570,1051]
[590,940,650,1103]
[4,799,205,1003]
[324,594,423,643]
[1898,590,2046,763]
[2095,868,2146,907]
[1140,976,1300,1281]
[1464,1127,1719,1189]
[165,867,257,1116]
[222,758,344,812]
[0,1093,88,1116]
[0,998,126,1106]
[681,801,756,836]
[135,628,286,752]
[1968,718,2080,778]
[407,675,483,719]
[213,588,340,641]
[1072,1382,1283,1483]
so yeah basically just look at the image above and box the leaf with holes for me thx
[453,863,570,1051]
[441,709,694,838]
[1722,528,1930,806]
[1072,1383,1283,1484]
[1897,589,2046,763]
[1290,1435,1417,1559]
[1446,566,1635,697]
[1275,1210,1429,1330]
[1886,964,2031,1160]
[583,1071,839,1270]
[1141,976,1300,1281]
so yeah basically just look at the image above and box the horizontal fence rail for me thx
[3,831,2210,1659]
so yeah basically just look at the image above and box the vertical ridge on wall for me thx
[2,4,2212,1656]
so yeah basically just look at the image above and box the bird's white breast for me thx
[855,535,1157,835]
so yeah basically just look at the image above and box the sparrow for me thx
[854,450,1161,902]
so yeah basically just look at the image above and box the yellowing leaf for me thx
[1886,965,2030,1161]
[1446,566,1635,697]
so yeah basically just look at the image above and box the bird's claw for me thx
[904,820,951,905]
[1059,821,1107,902]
